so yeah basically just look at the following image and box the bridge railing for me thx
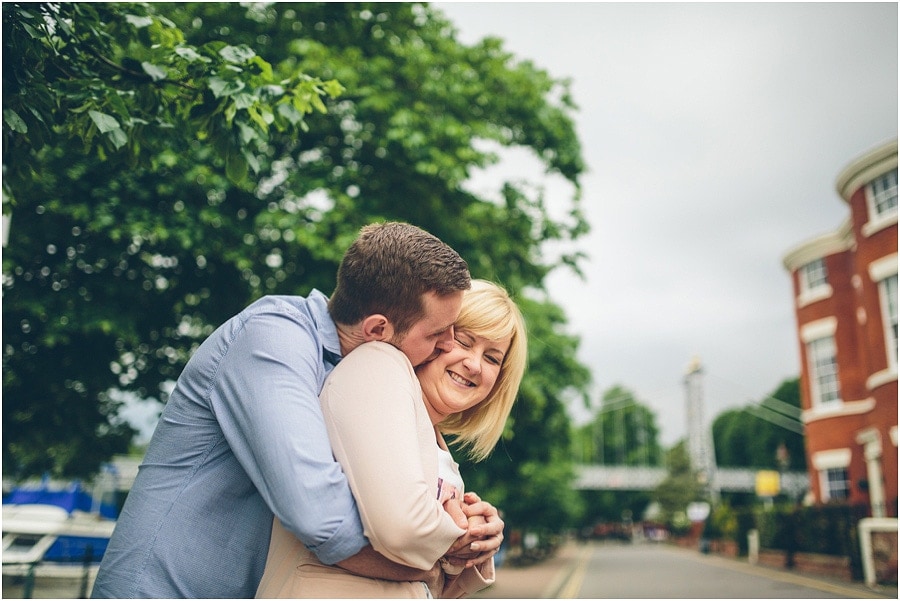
[574,464,809,495]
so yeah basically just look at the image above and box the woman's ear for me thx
[360,314,395,342]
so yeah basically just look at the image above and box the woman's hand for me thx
[438,482,468,530]
[444,492,504,568]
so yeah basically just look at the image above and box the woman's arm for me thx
[320,342,466,570]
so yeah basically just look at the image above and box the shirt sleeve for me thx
[209,306,367,565]
[320,342,465,570]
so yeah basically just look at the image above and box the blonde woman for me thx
[256,280,527,598]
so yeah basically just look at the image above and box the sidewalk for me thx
[472,540,898,599]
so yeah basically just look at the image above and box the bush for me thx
[733,502,868,578]
[710,503,738,539]
[735,509,757,555]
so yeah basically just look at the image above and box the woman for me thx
[256,280,527,598]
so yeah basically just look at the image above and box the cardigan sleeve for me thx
[319,342,465,570]
[442,559,496,599]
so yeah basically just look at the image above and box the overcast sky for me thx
[435,2,898,445]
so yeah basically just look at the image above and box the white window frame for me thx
[812,449,852,503]
[863,169,899,237]
[879,274,898,368]
[820,467,851,502]
[807,336,842,407]
[800,258,828,293]
[867,255,899,389]
[801,318,842,408]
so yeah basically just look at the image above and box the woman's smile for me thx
[447,370,475,388]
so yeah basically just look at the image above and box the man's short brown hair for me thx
[328,222,471,336]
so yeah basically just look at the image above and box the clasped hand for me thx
[442,492,504,570]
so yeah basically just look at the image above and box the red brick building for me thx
[783,139,897,517]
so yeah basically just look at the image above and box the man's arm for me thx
[337,545,443,593]
[214,306,368,564]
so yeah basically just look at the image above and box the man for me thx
[92,222,504,598]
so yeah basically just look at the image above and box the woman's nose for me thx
[462,352,482,375]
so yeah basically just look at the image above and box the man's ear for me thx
[361,314,395,342]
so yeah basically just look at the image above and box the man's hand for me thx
[444,492,504,568]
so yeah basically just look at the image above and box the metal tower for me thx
[683,356,720,502]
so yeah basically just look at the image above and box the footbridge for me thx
[574,464,809,497]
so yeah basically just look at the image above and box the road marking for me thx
[552,544,593,599]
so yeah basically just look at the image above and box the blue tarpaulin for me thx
[3,483,117,520]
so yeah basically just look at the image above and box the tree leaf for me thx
[219,44,256,64]
[125,14,154,28]
[88,110,121,134]
[106,127,128,150]
[141,62,167,81]
[209,76,245,98]
[225,148,248,183]
[3,109,28,133]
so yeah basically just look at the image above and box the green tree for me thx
[574,385,662,466]
[4,1,590,539]
[572,386,660,531]
[3,3,341,186]
[712,378,806,471]
[654,441,705,531]
[3,1,340,478]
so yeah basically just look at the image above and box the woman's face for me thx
[416,327,512,425]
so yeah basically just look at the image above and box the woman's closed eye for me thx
[454,333,474,348]
[485,353,502,366]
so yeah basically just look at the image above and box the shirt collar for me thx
[307,289,342,365]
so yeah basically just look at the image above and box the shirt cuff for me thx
[308,508,369,565]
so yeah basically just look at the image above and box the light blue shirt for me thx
[92,291,367,598]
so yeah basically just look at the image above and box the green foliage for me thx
[576,489,653,530]
[3,0,590,537]
[653,441,705,529]
[735,508,757,555]
[745,503,865,573]
[707,502,738,540]
[712,378,806,471]
[574,385,663,466]
[2,2,341,189]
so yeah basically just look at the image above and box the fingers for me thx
[468,531,502,554]
[463,503,503,538]
[461,500,497,519]
[463,491,481,504]
[444,500,468,530]
[445,531,477,556]
[464,544,501,569]
[450,493,506,569]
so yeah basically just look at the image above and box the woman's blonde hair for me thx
[438,279,527,462]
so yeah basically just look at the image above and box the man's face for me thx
[390,290,464,367]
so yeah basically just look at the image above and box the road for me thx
[477,540,896,599]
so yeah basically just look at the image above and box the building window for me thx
[807,335,841,407]
[800,258,828,294]
[820,467,850,502]
[881,274,898,367]
[868,169,898,218]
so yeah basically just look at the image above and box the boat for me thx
[2,483,117,596]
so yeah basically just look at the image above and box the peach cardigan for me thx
[255,342,494,598]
